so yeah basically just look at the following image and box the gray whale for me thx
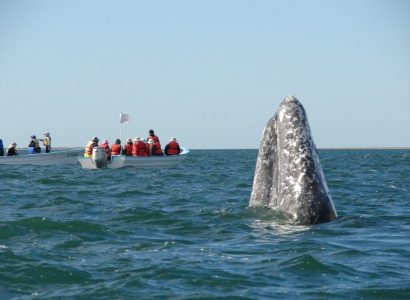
[249,96,337,225]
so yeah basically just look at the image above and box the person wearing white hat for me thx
[123,138,134,156]
[164,137,181,156]
[40,132,52,153]
[132,137,149,156]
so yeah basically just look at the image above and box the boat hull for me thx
[0,149,81,166]
[78,156,125,169]
[123,148,189,168]
[78,148,189,169]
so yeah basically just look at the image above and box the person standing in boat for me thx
[99,139,111,160]
[0,139,4,156]
[132,137,149,156]
[28,135,41,154]
[40,132,52,153]
[111,139,123,156]
[164,137,181,156]
[84,137,99,158]
[146,129,160,143]
[148,138,163,156]
[123,138,133,156]
[7,142,18,156]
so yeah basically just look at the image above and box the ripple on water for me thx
[1,150,410,298]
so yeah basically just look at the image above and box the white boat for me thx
[78,155,126,169]
[78,148,189,169]
[0,149,82,166]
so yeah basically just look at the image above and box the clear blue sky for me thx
[1,0,409,148]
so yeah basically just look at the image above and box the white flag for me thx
[120,113,130,124]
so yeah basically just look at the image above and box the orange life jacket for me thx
[124,144,133,156]
[111,144,122,155]
[133,141,148,156]
[166,141,180,155]
[84,141,96,157]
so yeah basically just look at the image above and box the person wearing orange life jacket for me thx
[123,138,133,156]
[84,137,99,157]
[148,138,163,156]
[146,129,160,143]
[164,137,181,156]
[132,137,149,156]
[99,139,111,160]
[111,139,123,156]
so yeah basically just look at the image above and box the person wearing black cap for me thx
[146,129,160,143]
[84,137,99,158]
[111,139,123,156]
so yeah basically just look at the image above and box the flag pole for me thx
[119,112,129,143]
[119,113,122,142]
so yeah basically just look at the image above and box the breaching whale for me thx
[249,96,337,225]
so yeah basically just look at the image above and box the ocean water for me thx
[1,149,409,299]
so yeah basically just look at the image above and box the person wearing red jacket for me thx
[133,137,149,156]
[164,137,181,155]
[146,129,160,143]
[148,138,163,156]
[111,139,123,156]
[123,138,133,156]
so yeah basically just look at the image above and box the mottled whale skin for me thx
[249,96,337,225]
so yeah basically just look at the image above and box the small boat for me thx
[0,149,82,166]
[78,148,189,169]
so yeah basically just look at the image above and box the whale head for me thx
[250,96,337,225]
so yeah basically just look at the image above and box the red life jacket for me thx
[111,144,122,155]
[166,141,180,155]
[151,142,163,155]
[124,144,133,156]
[133,141,148,156]
[147,135,159,143]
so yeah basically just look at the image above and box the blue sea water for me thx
[0,149,409,299]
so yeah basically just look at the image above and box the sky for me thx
[0,0,409,149]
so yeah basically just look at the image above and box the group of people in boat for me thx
[0,132,51,157]
[84,129,181,160]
